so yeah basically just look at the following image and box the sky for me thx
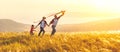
[0,0,120,24]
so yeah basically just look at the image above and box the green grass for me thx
[0,32,120,52]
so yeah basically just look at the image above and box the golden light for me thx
[0,0,120,24]
[94,0,106,8]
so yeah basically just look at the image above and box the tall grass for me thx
[0,32,120,52]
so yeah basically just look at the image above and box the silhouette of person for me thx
[49,11,65,36]
[35,17,48,36]
[30,25,35,35]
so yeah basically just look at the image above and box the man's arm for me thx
[45,21,49,26]
[35,21,41,28]
[57,11,65,19]
[49,19,54,26]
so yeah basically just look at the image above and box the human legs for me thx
[51,25,56,36]
[42,28,45,36]
[38,27,44,36]
[30,32,34,35]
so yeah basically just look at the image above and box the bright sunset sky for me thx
[0,0,120,24]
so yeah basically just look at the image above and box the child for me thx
[30,25,35,35]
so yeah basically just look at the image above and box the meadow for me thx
[0,31,120,52]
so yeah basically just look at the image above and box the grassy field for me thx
[0,32,120,52]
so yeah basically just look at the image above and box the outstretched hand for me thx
[48,24,50,27]
[34,26,37,29]
[61,10,65,15]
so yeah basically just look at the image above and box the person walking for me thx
[49,11,65,36]
[35,17,48,36]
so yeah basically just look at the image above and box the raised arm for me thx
[57,11,65,19]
